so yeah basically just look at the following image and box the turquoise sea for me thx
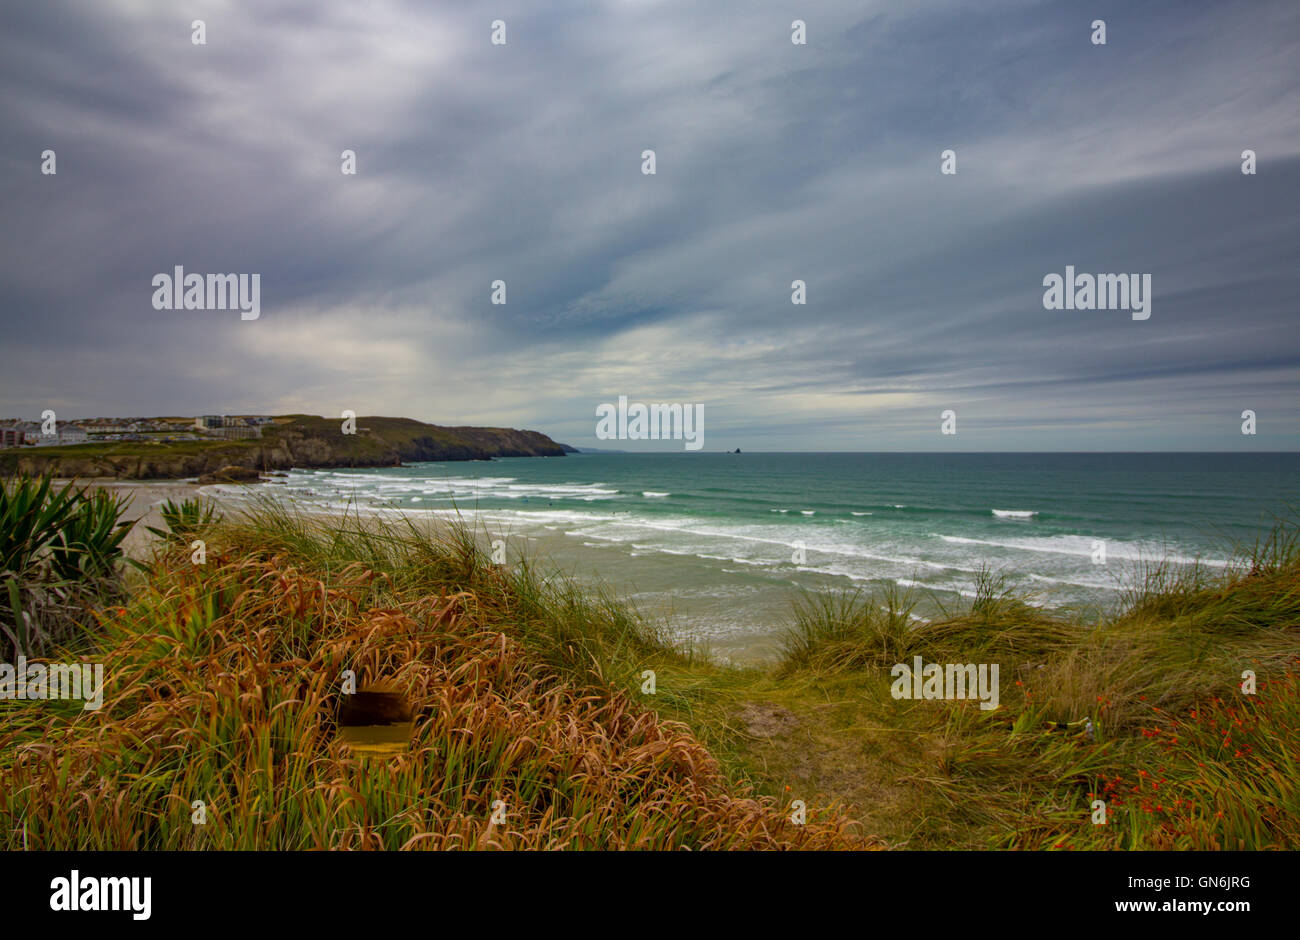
[219,453,1300,663]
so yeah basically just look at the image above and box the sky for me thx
[1,0,1298,451]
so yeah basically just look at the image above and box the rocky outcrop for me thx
[197,465,263,484]
[1,415,568,481]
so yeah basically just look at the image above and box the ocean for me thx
[220,452,1300,664]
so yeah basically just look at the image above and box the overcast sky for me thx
[1,0,1297,450]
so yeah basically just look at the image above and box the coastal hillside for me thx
[0,415,566,480]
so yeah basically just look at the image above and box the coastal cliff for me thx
[0,415,567,480]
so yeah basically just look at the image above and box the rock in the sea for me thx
[197,465,262,484]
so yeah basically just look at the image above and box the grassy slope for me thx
[1,438,246,461]
[3,502,1297,850]
[0,502,865,850]
[649,550,1300,849]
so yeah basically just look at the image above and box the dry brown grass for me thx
[1,546,873,850]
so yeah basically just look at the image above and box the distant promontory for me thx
[0,414,567,480]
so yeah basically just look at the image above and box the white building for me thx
[213,426,261,440]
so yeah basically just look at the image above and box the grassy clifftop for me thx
[0,414,567,480]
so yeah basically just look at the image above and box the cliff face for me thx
[0,416,567,480]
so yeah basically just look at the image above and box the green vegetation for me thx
[2,477,1296,850]
[0,438,240,460]
[743,544,1300,849]
[145,497,222,545]
[0,473,134,658]
[0,415,567,480]
[0,491,861,850]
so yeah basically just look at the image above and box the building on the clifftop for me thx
[0,427,28,448]
[212,425,261,440]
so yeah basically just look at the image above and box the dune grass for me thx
[0,497,864,850]
[741,518,1300,849]
[3,491,1297,850]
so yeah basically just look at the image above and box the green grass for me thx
[1,473,134,658]
[0,437,250,462]
[0,496,864,850]
[0,414,561,477]
[700,517,1300,848]
[3,488,1297,850]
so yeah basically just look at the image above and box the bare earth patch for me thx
[737,702,800,738]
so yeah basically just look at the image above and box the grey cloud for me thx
[0,0,1297,451]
